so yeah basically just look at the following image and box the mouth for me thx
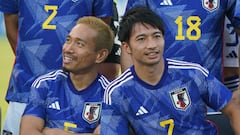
[63,55,74,64]
[145,50,159,56]
[144,50,160,59]
[146,52,158,56]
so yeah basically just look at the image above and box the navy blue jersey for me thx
[24,70,110,133]
[0,0,113,103]
[101,59,232,135]
[126,0,240,81]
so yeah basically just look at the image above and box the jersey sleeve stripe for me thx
[104,69,133,105]
[99,75,110,89]
[32,70,67,88]
[167,58,209,77]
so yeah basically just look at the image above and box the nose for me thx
[146,38,157,49]
[63,42,74,53]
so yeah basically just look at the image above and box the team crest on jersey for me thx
[202,0,219,12]
[170,88,191,111]
[83,102,101,124]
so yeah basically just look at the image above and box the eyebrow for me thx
[67,35,87,44]
[136,31,162,38]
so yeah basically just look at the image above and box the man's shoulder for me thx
[108,68,133,89]
[103,69,134,104]
[167,58,209,75]
[31,69,68,88]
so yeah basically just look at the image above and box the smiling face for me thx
[126,23,165,67]
[62,23,99,74]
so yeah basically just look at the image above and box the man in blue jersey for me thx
[101,7,240,135]
[20,16,113,135]
[119,0,240,91]
[0,0,120,135]
[223,17,240,91]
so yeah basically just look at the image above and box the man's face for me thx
[62,24,98,74]
[127,23,165,66]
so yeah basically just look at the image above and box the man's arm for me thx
[42,125,100,135]
[4,13,18,55]
[20,115,100,135]
[221,91,240,135]
[20,115,45,135]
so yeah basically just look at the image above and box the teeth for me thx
[147,52,157,56]
[149,52,156,55]
[65,57,72,60]
[64,56,73,62]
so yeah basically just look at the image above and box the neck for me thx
[134,58,165,85]
[70,70,98,91]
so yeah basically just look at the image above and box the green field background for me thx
[0,37,14,130]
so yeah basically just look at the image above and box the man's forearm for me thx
[4,13,18,55]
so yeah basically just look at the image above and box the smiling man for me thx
[20,16,114,135]
[100,7,240,135]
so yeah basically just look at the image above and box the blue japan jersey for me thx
[0,0,113,103]
[126,0,240,81]
[24,70,110,133]
[235,0,240,17]
[101,59,232,135]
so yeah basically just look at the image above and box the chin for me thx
[62,66,70,72]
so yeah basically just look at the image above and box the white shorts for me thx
[223,17,239,67]
[2,102,26,135]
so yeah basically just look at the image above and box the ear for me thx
[95,49,109,64]
[121,42,132,54]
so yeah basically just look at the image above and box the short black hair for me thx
[118,6,165,43]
